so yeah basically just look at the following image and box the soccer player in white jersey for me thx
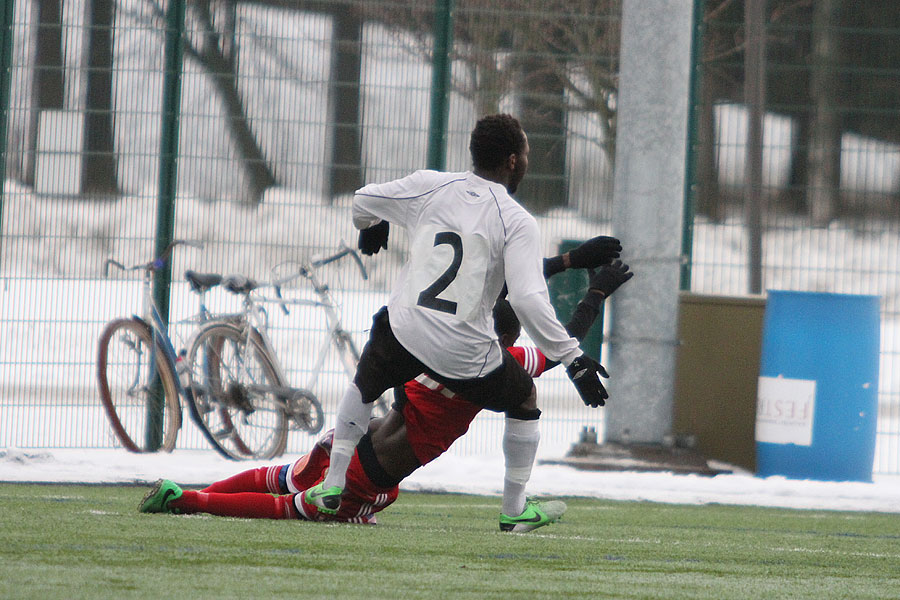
[303,114,612,521]
[138,260,632,529]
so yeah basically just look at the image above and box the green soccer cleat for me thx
[139,479,183,514]
[499,499,567,533]
[304,482,342,515]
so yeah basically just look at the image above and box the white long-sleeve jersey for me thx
[353,169,581,379]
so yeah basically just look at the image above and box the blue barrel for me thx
[756,291,880,482]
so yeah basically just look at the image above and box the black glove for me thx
[568,236,621,269]
[588,259,633,298]
[566,353,609,408]
[358,220,389,255]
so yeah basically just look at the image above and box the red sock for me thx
[173,490,298,519]
[201,466,283,494]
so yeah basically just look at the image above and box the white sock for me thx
[321,384,372,490]
[501,417,540,517]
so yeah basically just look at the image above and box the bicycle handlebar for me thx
[103,239,203,277]
[268,242,368,315]
[310,240,368,281]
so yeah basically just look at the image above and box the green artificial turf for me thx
[1,483,898,599]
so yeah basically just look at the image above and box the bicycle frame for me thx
[268,243,391,416]
[219,242,384,415]
[103,240,212,440]
[136,266,219,407]
[296,268,361,393]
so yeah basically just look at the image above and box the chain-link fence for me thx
[2,0,898,474]
[687,0,900,473]
[0,0,620,458]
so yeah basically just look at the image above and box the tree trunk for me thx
[695,75,722,221]
[192,0,276,205]
[806,0,842,226]
[25,0,65,186]
[327,8,363,200]
[744,0,766,294]
[82,0,119,195]
[784,109,809,214]
[517,59,568,214]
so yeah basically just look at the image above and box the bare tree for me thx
[82,0,119,195]
[806,0,842,226]
[360,0,621,213]
[128,0,276,205]
[328,7,363,199]
[25,0,66,186]
[185,0,276,204]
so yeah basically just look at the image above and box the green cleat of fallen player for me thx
[139,479,183,514]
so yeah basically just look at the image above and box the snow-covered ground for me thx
[2,446,900,514]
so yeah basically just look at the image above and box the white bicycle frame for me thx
[294,268,362,393]
[266,243,387,413]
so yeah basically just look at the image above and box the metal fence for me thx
[1,0,898,473]
[686,0,900,473]
[0,0,621,459]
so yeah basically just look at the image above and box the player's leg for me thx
[201,466,282,494]
[396,381,481,470]
[501,394,541,519]
[173,490,300,519]
[139,478,301,519]
[311,382,370,509]
[201,429,335,495]
[295,434,399,523]
[307,307,424,513]
[498,398,566,532]
[435,350,566,532]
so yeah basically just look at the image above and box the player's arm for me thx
[353,170,450,255]
[497,235,623,298]
[542,260,633,370]
[351,170,431,229]
[503,217,582,367]
[542,235,622,278]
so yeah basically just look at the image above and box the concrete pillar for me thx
[606,0,695,444]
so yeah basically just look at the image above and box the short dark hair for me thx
[469,114,526,171]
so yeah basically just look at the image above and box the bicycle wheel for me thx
[97,318,181,452]
[286,389,325,434]
[185,322,288,460]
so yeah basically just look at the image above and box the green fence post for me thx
[154,0,185,319]
[148,0,185,449]
[0,0,16,229]
[427,0,454,170]
[680,0,705,292]
[548,240,604,360]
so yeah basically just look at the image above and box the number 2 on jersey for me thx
[416,232,462,314]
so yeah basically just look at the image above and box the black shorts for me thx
[355,307,534,413]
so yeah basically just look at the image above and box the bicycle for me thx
[183,242,386,460]
[96,239,218,453]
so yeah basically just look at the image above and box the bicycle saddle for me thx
[185,270,223,293]
[223,274,260,294]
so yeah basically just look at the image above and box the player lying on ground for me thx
[140,261,632,530]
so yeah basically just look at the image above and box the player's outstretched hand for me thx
[568,235,621,269]
[566,354,609,408]
[358,220,389,255]
[588,259,634,298]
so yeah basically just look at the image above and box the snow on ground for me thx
[2,447,899,514]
